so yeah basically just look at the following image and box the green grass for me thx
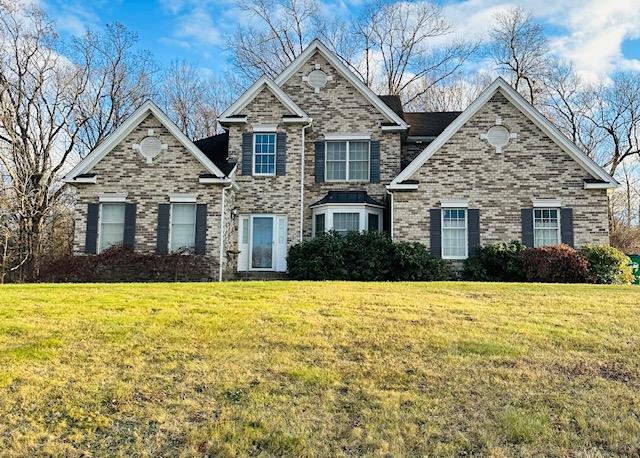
[0,282,639,456]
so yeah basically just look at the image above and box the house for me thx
[65,39,618,280]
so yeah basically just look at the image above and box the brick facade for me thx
[70,46,612,281]
[392,92,610,248]
[72,113,226,280]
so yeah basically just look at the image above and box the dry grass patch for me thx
[0,282,639,456]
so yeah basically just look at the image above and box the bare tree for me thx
[407,72,492,112]
[582,72,640,176]
[490,7,549,105]
[160,60,234,139]
[0,3,152,279]
[348,1,477,103]
[71,23,155,157]
[228,0,319,81]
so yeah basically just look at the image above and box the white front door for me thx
[238,215,287,272]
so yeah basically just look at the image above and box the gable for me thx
[274,39,407,129]
[239,87,296,122]
[391,78,618,189]
[65,101,227,182]
[219,76,308,123]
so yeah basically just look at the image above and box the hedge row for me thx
[38,247,213,282]
[463,241,633,284]
[287,231,450,281]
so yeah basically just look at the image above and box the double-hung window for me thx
[170,203,196,252]
[99,203,125,252]
[442,209,467,259]
[326,140,370,181]
[332,212,360,235]
[253,133,276,175]
[533,208,560,247]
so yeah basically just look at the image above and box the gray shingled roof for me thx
[310,191,385,208]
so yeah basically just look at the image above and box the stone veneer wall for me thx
[393,91,610,248]
[72,113,225,280]
[281,51,402,238]
[224,51,403,265]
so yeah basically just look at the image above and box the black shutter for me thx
[156,204,170,255]
[370,140,380,183]
[467,209,480,255]
[521,208,534,247]
[242,132,253,176]
[195,204,207,255]
[315,140,325,182]
[85,203,99,254]
[561,208,574,247]
[276,132,287,176]
[123,203,136,250]
[429,209,442,258]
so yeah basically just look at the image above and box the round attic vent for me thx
[307,69,328,90]
[486,125,510,151]
[139,136,162,161]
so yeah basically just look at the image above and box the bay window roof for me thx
[310,191,384,208]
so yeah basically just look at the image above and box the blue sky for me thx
[40,0,640,82]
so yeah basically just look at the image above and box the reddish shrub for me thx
[38,246,212,282]
[521,244,589,283]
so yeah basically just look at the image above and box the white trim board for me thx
[64,101,226,181]
[274,39,408,130]
[390,77,618,188]
[219,76,309,121]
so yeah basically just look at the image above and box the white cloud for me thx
[440,0,640,81]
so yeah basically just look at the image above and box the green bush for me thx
[521,244,589,283]
[463,241,527,281]
[580,244,633,284]
[287,231,449,281]
[390,242,450,281]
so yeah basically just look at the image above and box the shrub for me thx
[390,242,450,281]
[462,241,527,282]
[38,246,211,282]
[287,231,449,281]
[580,244,633,284]
[521,244,589,283]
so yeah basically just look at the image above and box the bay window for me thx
[312,206,383,236]
[325,140,370,181]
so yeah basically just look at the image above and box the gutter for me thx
[300,118,313,241]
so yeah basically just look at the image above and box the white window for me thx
[325,140,370,181]
[99,203,125,252]
[333,212,360,235]
[254,133,276,175]
[312,206,383,237]
[533,208,560,247]
[442,208,467,259]
[170,203,196,252]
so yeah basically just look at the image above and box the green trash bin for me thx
[629,255,640,285]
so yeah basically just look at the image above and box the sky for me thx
[38,0,640,83]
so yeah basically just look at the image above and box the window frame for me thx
[97,202,126,254]
[533,207,561,248]
[312,205,383,237]
[168,202,197,253]
[441,207,468,260]
[253,132,277,176]
[324,140,370,182]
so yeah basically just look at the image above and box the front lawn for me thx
[0,282,639,456]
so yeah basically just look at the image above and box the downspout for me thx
[386,187,394,240]
[218,181,234,282]
[300,118,313,241]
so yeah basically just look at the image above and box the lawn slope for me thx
[0,282,639,456]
